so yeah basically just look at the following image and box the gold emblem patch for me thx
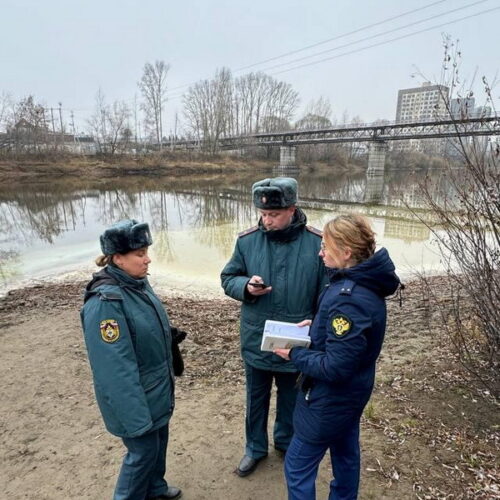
[100,319,120,343]
[331,315,352,338]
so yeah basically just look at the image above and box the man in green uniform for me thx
[221,177,326,477]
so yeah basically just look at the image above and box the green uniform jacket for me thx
[80,265,175,438]
[221,209,327,372]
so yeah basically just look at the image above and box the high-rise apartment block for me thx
[395,82,449,123]
[394,82,449,153]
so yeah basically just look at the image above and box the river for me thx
[0,166,448,296]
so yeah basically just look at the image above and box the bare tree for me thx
[87,89,108,153]
[261,80,299,132]
[87,90,131,154]
[183,67,233,153]
[138,60,170,149]
[295,97,333,163]
[183,69,299,153]
[0,92,12,131]
[234,72,271,135]
[0,92,13,153]
[6,96,49,154]
[295,96,333,130]
[107,101,132,154]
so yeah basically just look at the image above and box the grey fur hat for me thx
[252,177,298,209]
[100,219,153,255]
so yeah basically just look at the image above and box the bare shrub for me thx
[415,37,499,397]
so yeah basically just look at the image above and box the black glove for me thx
[171,327,187,344]
[170,327,188,376]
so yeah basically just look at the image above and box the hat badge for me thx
[261,196,267,204]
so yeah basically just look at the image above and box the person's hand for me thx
[297,319,312,327]
[246,275,272,296]
[274,348,291,360]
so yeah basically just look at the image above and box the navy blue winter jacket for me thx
[290,248,400,444]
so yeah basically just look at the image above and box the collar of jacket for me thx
[258,207,307,242]
[105,263,148,289]
[325,247,400,298]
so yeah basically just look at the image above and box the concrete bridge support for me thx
[279,145,297,168]
[366,141,388,175]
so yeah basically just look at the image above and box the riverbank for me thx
[0,154,273,182]
[0,278,498,499]
[0,153,368,182]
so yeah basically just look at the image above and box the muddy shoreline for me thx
[0,154,366,183]
[0,155,273,182]
[0,278,498,499]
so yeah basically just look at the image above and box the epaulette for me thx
[339,279,356,296]
[238,225,259,238]
[306,225,322,237]
[98,290,123,301]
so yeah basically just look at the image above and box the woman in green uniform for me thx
[80,219,182,500]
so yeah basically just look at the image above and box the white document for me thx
[261,320,311,352]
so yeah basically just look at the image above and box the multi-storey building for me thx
[395,82,449,123]
[395,82,450,153]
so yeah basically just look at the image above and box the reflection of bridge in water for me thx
[175,116,500,171]
[175,187,437,225]
[383,219,430,243]
[0,168,449,271]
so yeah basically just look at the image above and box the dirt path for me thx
[0,280,498,499]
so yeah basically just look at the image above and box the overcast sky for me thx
[1,0,499,134]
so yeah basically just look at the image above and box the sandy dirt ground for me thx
[0,280,498,499]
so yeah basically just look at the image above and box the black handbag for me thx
[170,327,187,376]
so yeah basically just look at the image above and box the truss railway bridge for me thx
[174,116,500,173]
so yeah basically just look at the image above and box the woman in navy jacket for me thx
[275,214,400,500]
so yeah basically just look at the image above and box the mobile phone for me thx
[248,282,269,288]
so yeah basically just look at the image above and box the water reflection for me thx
[0,167,453,293]
[363,173,385,205]
[383,219,430,242]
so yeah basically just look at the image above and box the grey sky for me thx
[1,0,498,134]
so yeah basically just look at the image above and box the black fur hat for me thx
[100,219,153,255]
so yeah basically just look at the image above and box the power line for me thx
[269,6,500,77]
[50,3,498,111]
[235,0,451,72]
[256,0,490,74]
[165,0,453,94]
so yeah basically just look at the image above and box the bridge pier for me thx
[366,141,388,175]
[279,145,297,168]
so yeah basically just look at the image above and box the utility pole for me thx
[41,107,48,150]
[70,111,76,152]
[50,107,57,150]
[70,111,76,135]
[159,105,163,152]
[174,111,178,149]
[58,102,64,148]
[134,93,138,150]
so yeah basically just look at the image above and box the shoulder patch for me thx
[238,225,259,238]
[331,314,352,338]
[100,319,120,343]
[306,225,322,237]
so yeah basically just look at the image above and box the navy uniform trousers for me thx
[284,419,360,500]
[114,424,170,500]
[244,363,298,459]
